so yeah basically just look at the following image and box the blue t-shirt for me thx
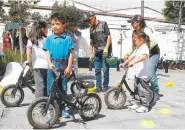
[43,33,74,59]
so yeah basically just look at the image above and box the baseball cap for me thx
[127,14,144,23]
[128,14,146,28]
[83,12,95,21]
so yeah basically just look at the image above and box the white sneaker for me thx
[128,104,139,110]
[136,106,148,113]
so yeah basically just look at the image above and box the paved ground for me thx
[0,68,185,129]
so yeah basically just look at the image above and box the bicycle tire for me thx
[0,84,24,107]
[27,97,59,129]
[79,93,102,121]
[104,87,126,109]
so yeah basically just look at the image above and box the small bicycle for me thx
[0,63,35,107]
[27,67,102,129]
[104,67,152,109]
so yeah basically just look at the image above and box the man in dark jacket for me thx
[85,12,112,92]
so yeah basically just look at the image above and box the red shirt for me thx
[3,33,11,52]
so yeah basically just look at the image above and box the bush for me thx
[0,49,26,76]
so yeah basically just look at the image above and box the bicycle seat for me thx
[81,81,95,88]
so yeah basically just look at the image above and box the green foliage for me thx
[52,0,89,29]
[31,12,42,21]
[0,49,26,75]
[8,1,31,23]
[0,0,8,22]
[31,12,49,22]
[162,1,185,23]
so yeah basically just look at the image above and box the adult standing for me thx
[68,24,82,77]
[85,12,112,92]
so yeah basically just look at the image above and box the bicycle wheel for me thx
[27,97,59,129]
[70,82,88,98]
[0,84,24,107]
[79,93,102,121]
[104,87,126,109]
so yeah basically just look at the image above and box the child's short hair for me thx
[50,13,66,24]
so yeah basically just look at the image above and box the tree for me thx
[0,0,4,17]
[0,0,8,21]
[8,1,31,23]
[31,12,43,21]
[162,1,185,23]
[52,0,89,29]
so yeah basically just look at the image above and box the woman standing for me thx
[26,21,48,98]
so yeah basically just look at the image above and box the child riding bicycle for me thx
[43,13,74,118]
[120,31,153,113]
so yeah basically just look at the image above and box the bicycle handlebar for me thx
[51,68,60,79]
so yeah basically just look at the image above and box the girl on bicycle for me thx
[26,21,48,98]
[120,31,153,113]
[126,15,161,101]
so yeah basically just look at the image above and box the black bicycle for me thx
[27,67,102,129]
[0,64,35,107]
[104,67,152,109]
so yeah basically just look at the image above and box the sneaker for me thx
[128,104,139,110]
[158,93,164,97]
[136,106,148,113]
[61,109,70,118]
[154,93,160,101]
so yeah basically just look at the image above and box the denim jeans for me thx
[94,54,109,89]
[47,60,67,95]
[149,54,160,93]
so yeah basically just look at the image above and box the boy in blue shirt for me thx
[43,13,74,118]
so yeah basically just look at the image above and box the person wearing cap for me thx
[68,23,82,77]
[85,12,112,92]
[127,14,161,101]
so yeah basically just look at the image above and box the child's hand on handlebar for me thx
[24,61,30,66]
[119,63,126,68]
[64,67,71,78]
[128,63,133,67]
[49,63,55,70]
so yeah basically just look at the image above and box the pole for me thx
[120,32,123,60]
[141,0,144,17]
[178,0,183,62]
[18,0,23,64]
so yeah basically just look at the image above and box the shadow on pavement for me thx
[106,106,128,110]
[50,114,106,129]
[157,73,170,77]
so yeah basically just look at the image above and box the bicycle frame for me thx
[12,65,35,96]
[43,70,83,114]
[118,68,135,96]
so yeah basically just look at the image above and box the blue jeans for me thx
[149,54,160,93]
[94,54,109,89]
[47,60,67,95]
